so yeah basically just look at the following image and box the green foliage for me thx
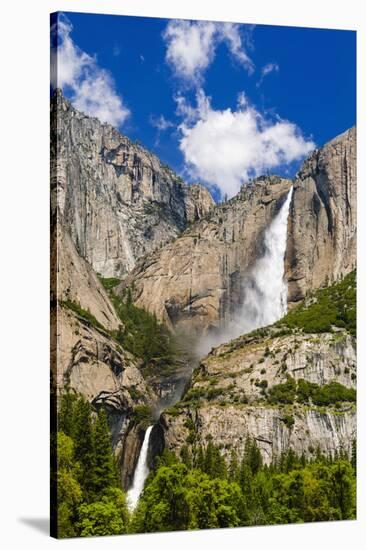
[129,464,244,533]
[268,377,356,406]
[73,397,97,499]
[297,379,356,406]
[56,432,82,538]
[60,300,107,332]
[94,409,119,493]
[77,488,129,537]
[131,405,153,428]
[99,281,178,371]
[281,414,295,429]
[268,376,297,404]
[129,437,356,533]
[97,276,121,291]
[56,392,356,537]
[56,392,129,538]
[278,270,356,335]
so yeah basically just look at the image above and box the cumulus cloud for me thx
[163,20,253,85]
[178,90,315,198]
[50,14,129,127]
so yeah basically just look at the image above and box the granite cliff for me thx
[286,127,356,303]
[51,89,214,278]
[121,176,292,337]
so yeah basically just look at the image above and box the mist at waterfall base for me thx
[127,425,153,510]
[197,188,293,357]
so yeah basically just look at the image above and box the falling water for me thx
[127,425,153,511]
[236,186,293,333]
[198,187,293,355]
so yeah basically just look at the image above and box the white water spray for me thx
[127,425,153,511]
[198,187,293,355]
[236,186,293,333]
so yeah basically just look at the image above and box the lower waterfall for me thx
[198,187,293,355]
[127,425,153,511]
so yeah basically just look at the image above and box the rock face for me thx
[51,89,214,278]
[52,302,156,488]
[161,404,355,465]
[158,327,356,464]
[54,305,152,411]
[123,177,292,336]
[286,127,356,303]
[51,218,120,331]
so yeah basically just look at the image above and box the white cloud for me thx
[217,23,254,73]
[50,14,129,127]
[150,114,174,131]
[257,62,279,87]
[163,20,253,85]
[178,90,315,198]
[262,62,279,77]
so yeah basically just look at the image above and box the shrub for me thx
[268,377,297,404]
[278,271,356,336]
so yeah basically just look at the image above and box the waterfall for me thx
[236,186,293,334]
[127,425,153,511]
[197,187,293,355]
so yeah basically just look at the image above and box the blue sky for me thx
[51,12,356,199]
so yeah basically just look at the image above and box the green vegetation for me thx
[61,281,179,376]
[55,392,356,536]
[278,270,356,335]
[268,377,356,406]
[99,279,178,371]
[98,276,120,291]
[60,300,107,332]
[55,392,127,538]
[131,438,356,532]
[296,379,356,406]
[131,405,153,428]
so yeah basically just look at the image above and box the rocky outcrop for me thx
[122,177,292,336]
[52,303,158,488]
[51,218,120,331]
[51,89,214,278]
[159,327,356,464]
[286,127,356,303]
[162,404,355,464]
[54,305,154,411]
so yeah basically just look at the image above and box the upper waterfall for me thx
[127,425,153,511]
[198,187,293,355]
[236,186,293,333]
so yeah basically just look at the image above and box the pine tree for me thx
[58,391,77,437]
[228,449,239,482]
[195,445,205,471]
[244,437,263,475]
[204,441,215,477]
[94,408,118,495]
[73,397,96,499]
[180,445,192,469]
[351,439,357,473]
